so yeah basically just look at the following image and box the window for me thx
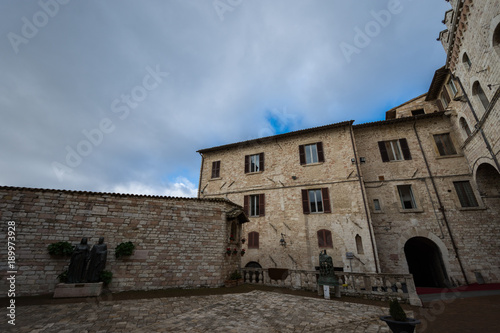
[355,234,364,254]
[448,78,458,96]
[472,81,490,112]
[245,153,264,173]
[454,181,479,208]
[248,231,259,249]
[462,52,472,70]
[301,188,331,214]
[398,185,417,210]
[459,117,472,137]
[373,199,381,211]
[411,109,425,116]
[433,133,457,156]
[378,139,412,162]
[211,161,220,178]
[493,22,500,56]
[243,194,265,217]
[299,142,325,165]
[317,229,333,248]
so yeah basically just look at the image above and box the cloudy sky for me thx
[1,0,451,197]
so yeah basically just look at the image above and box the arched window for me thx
[317,229,333,248]
[230,221,238,241]
[493,21,500,56]
[459,117,472,137]
[355,234,364,254]
[248,231,259,249]
[472,81,490,111]
[462,52,472,70]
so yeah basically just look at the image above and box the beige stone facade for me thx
[198,1,500,288]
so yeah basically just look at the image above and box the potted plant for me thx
[48,241,74,257]
[241,237,246,244]
[380,299,421,333]
[240,249,246,256]
[224,270,243,287]
[232,248,238,255]
[229,234,235,242]
[115,241,135,258]
[226,247,232,256]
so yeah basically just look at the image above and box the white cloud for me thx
[106,177,197,198]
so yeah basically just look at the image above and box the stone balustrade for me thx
[240,268,422,306]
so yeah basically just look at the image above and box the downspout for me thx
[412,121,469,285]
[456,76,500,172]
[197,152,204,198]
[349,124,380,273]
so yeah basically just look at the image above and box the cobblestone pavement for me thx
[3,291,395,332]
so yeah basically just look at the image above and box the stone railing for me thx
[240,268,422,306]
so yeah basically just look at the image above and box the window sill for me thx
[245,171,263,175]
[457,206,486,211]
[372,210,384,214]
[398,208,424,213]
[435,154,464,160]
[209,177,222,181]
[302,162,324,167]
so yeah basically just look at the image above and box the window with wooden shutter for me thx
[211,161,220,178]
[302,188,331,214]
[453,181,479,208]
[248,231,259,249]
[300,142,325,165]
[317,229,333,248]
[321,188,331,213]
[259,152,265,172]
[433,133,457,156]
[378,139,411,162]
[317,142,325,162]
[301,189,310,214]
[245,194,265,217]
[243,195,249,216]
[299,145,306,165]
[399,138,412,160]
[259,193,265,216]
[245,153,264,173]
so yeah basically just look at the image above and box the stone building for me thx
[197,0,500,288]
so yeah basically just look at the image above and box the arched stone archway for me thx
[404,237,449,288]
[475,162,500,197]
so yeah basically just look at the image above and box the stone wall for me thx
[0,186,245,296]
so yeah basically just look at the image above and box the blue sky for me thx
[0,0,451,197]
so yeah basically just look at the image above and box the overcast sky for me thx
[1,0,451,197]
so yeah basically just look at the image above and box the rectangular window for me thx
[411,109,425,116]
[378,139,412,162]
[245,153,265,173]
[301,188,331,214]
[454,181,479,208]
[317,229,333,248]
[398,185,417,210]
[433,133,457,156]
[211,161,220,178]
[248,231,259,249]
[373,199,381,211]
[243,194,265,217]
[299,142,325,165]
[448,79,458,96]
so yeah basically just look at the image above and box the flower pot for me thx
[379,316,421,333]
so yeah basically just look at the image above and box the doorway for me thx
[404,237,449,288]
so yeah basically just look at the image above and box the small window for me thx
[355,234,364,254]
[378,138,412,162]
[248,231,259,249]
[472,81,490,112]
[301,188,331,214]
[411,109,425,116]
[245,153,264,173]
[243,194,265,217]
[373,199,381,211]
[433,133,457,156]
[398,185,417,210]
[211,161,221,178]
[454,181,479,208]
[448,78,458,96]
[317,229,333,248]
[459,118,471,137]
[299,142,325,165]
[462,52,472,70]
[493,23,500,56]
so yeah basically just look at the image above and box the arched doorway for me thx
[476,163,500,197]
[404,237,449,288]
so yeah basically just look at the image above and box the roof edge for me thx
[353,111,447,129]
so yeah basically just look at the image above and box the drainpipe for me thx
[349,124,380,273]
[456,76,500,172]
[412,121,469,285]
[197,152,204,198]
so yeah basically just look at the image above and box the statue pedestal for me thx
[53,282,103,298]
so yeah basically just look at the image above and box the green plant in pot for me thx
[224,270,243,287]
[380,299,421,333]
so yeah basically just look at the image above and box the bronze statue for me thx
[86,237,108,283]
[318,250,339,286]
[67,238,90,283]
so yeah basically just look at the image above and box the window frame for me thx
[453,181,479,208]
[299,142,325,165]
[243,194,265,217]
[433,133,458,157]
[301,188,331,214]
[378,138,412,162]
[317,229,333,248]
[245,153,265,173]
[247,231,259,249]
[397,185,418,211]
[211,160,221,179]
